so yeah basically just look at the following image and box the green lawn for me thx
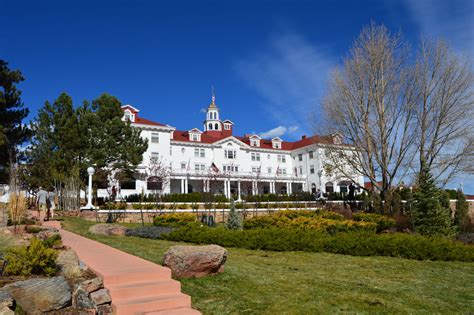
[60,217,474,314]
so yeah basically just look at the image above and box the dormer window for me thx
[224,123,231,130]
[332,133,343,145]
[123,110,135,122]
[249,134,261,147]
[272,137,282,149]
[188,128,202,142]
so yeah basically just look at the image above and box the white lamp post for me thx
[81,167,97,210]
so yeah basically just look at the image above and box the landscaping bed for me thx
[60,216,474,314]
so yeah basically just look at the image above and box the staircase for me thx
[43,221,200,315]
[106,268,200,315]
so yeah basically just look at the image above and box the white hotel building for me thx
[119,95,364,199]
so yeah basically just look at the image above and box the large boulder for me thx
[163,245,227,278]
[88,224,127,236]
[57,249,81,280]
[0,291,14,315]
[0,276,71,313]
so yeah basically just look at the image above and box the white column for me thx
[237,180,241,201]
[286,182,290,195]
[184,178,189,194]
[180,179,184,193]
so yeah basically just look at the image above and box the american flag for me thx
[211,162,219,173]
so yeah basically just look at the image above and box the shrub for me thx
[178,204,188,210]
[243,210,358,233]
[153,212,196,227]
[226,200,242,230]
[25,226,44,234]
[352,213,396,232]
[454,189,470,232]
[411,166,455,236]
[4,237,59,276]
[144,203,155,210]
[42,234,62,248]
[132,203,143,210]
[126,226,174,239]
[160,226,474,262]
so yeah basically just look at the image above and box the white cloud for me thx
[234,29,335,135]
[259,125,299,139]
[402,0,474,58]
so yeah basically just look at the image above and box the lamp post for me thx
[81,167,96,210]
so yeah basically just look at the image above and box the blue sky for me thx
[1,0,473,191]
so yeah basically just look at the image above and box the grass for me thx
[60,216,474,314]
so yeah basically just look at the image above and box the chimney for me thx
[301,135,307,140]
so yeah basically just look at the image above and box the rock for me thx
[90,288,111,306]
[0,291,14,313]
[36,228,60,241]
[163,245,228,278]
[57,249,81,280]
[73,285,95,310]
[97,304,113,315]
[81,277,103,294]
[88,224,127,236]
[0,306,14,315]
[0,276,71,313]
[79,260,89,271]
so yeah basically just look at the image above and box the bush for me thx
[160,226,474,262]
[4,237,59,276]
[132,203,143,210]
[126,226,174,239]
[242,210,369,234]
[352,213,396,232]
[226,200,242,230]
[42,234,62,248]
[25,226,44,234]
[153,212,196,227]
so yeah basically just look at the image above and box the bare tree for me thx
[321,23,416,204]
[413,40,474,185]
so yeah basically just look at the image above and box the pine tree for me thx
[454,189,469,232]
[0,60,30,182]
[226,199,242,230]
[411,165,454,236]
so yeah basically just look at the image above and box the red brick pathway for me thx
[44,221,200,315]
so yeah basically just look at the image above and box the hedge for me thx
[153,212,196,227]
[159,226,474,262]
[242,210,375,234]
[352,213,396,232]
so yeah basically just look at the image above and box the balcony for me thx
[169,169,306,182]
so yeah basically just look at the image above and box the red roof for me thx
[134,116,166,127]
[172,130,344,151]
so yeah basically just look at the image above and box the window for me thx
[251,152,260,161]
[309,151,314,159]
[277,155,286,163]
[214,123,219,130]
[225,150,236,159]
[273,142,280,149]
[277,168,287,176]
[252,166,261,173]
[224,123,231,130]
[150,152,159,162]
[250,139,260,147]
[194,148,205,158]
[190,133,200,141]
[325,182,334,193]
[194,163,206,172]
[208,123,212,130]
[299,166,303,175]
[181,163,186,170]
[121,180,136,190]
[124,111,132,121]
[147,177,162,191]
[223,165,238,173]
[298,154,303,161]
[310,165,315,174]
[267,167,272,174]
[181,148,185,154]
[151,132,159,143]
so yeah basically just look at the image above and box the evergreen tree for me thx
[0,60,30,182]
[226,199,242,230]
[454,189,469,232]
[411,165,454,236]
[26,93,148,190]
